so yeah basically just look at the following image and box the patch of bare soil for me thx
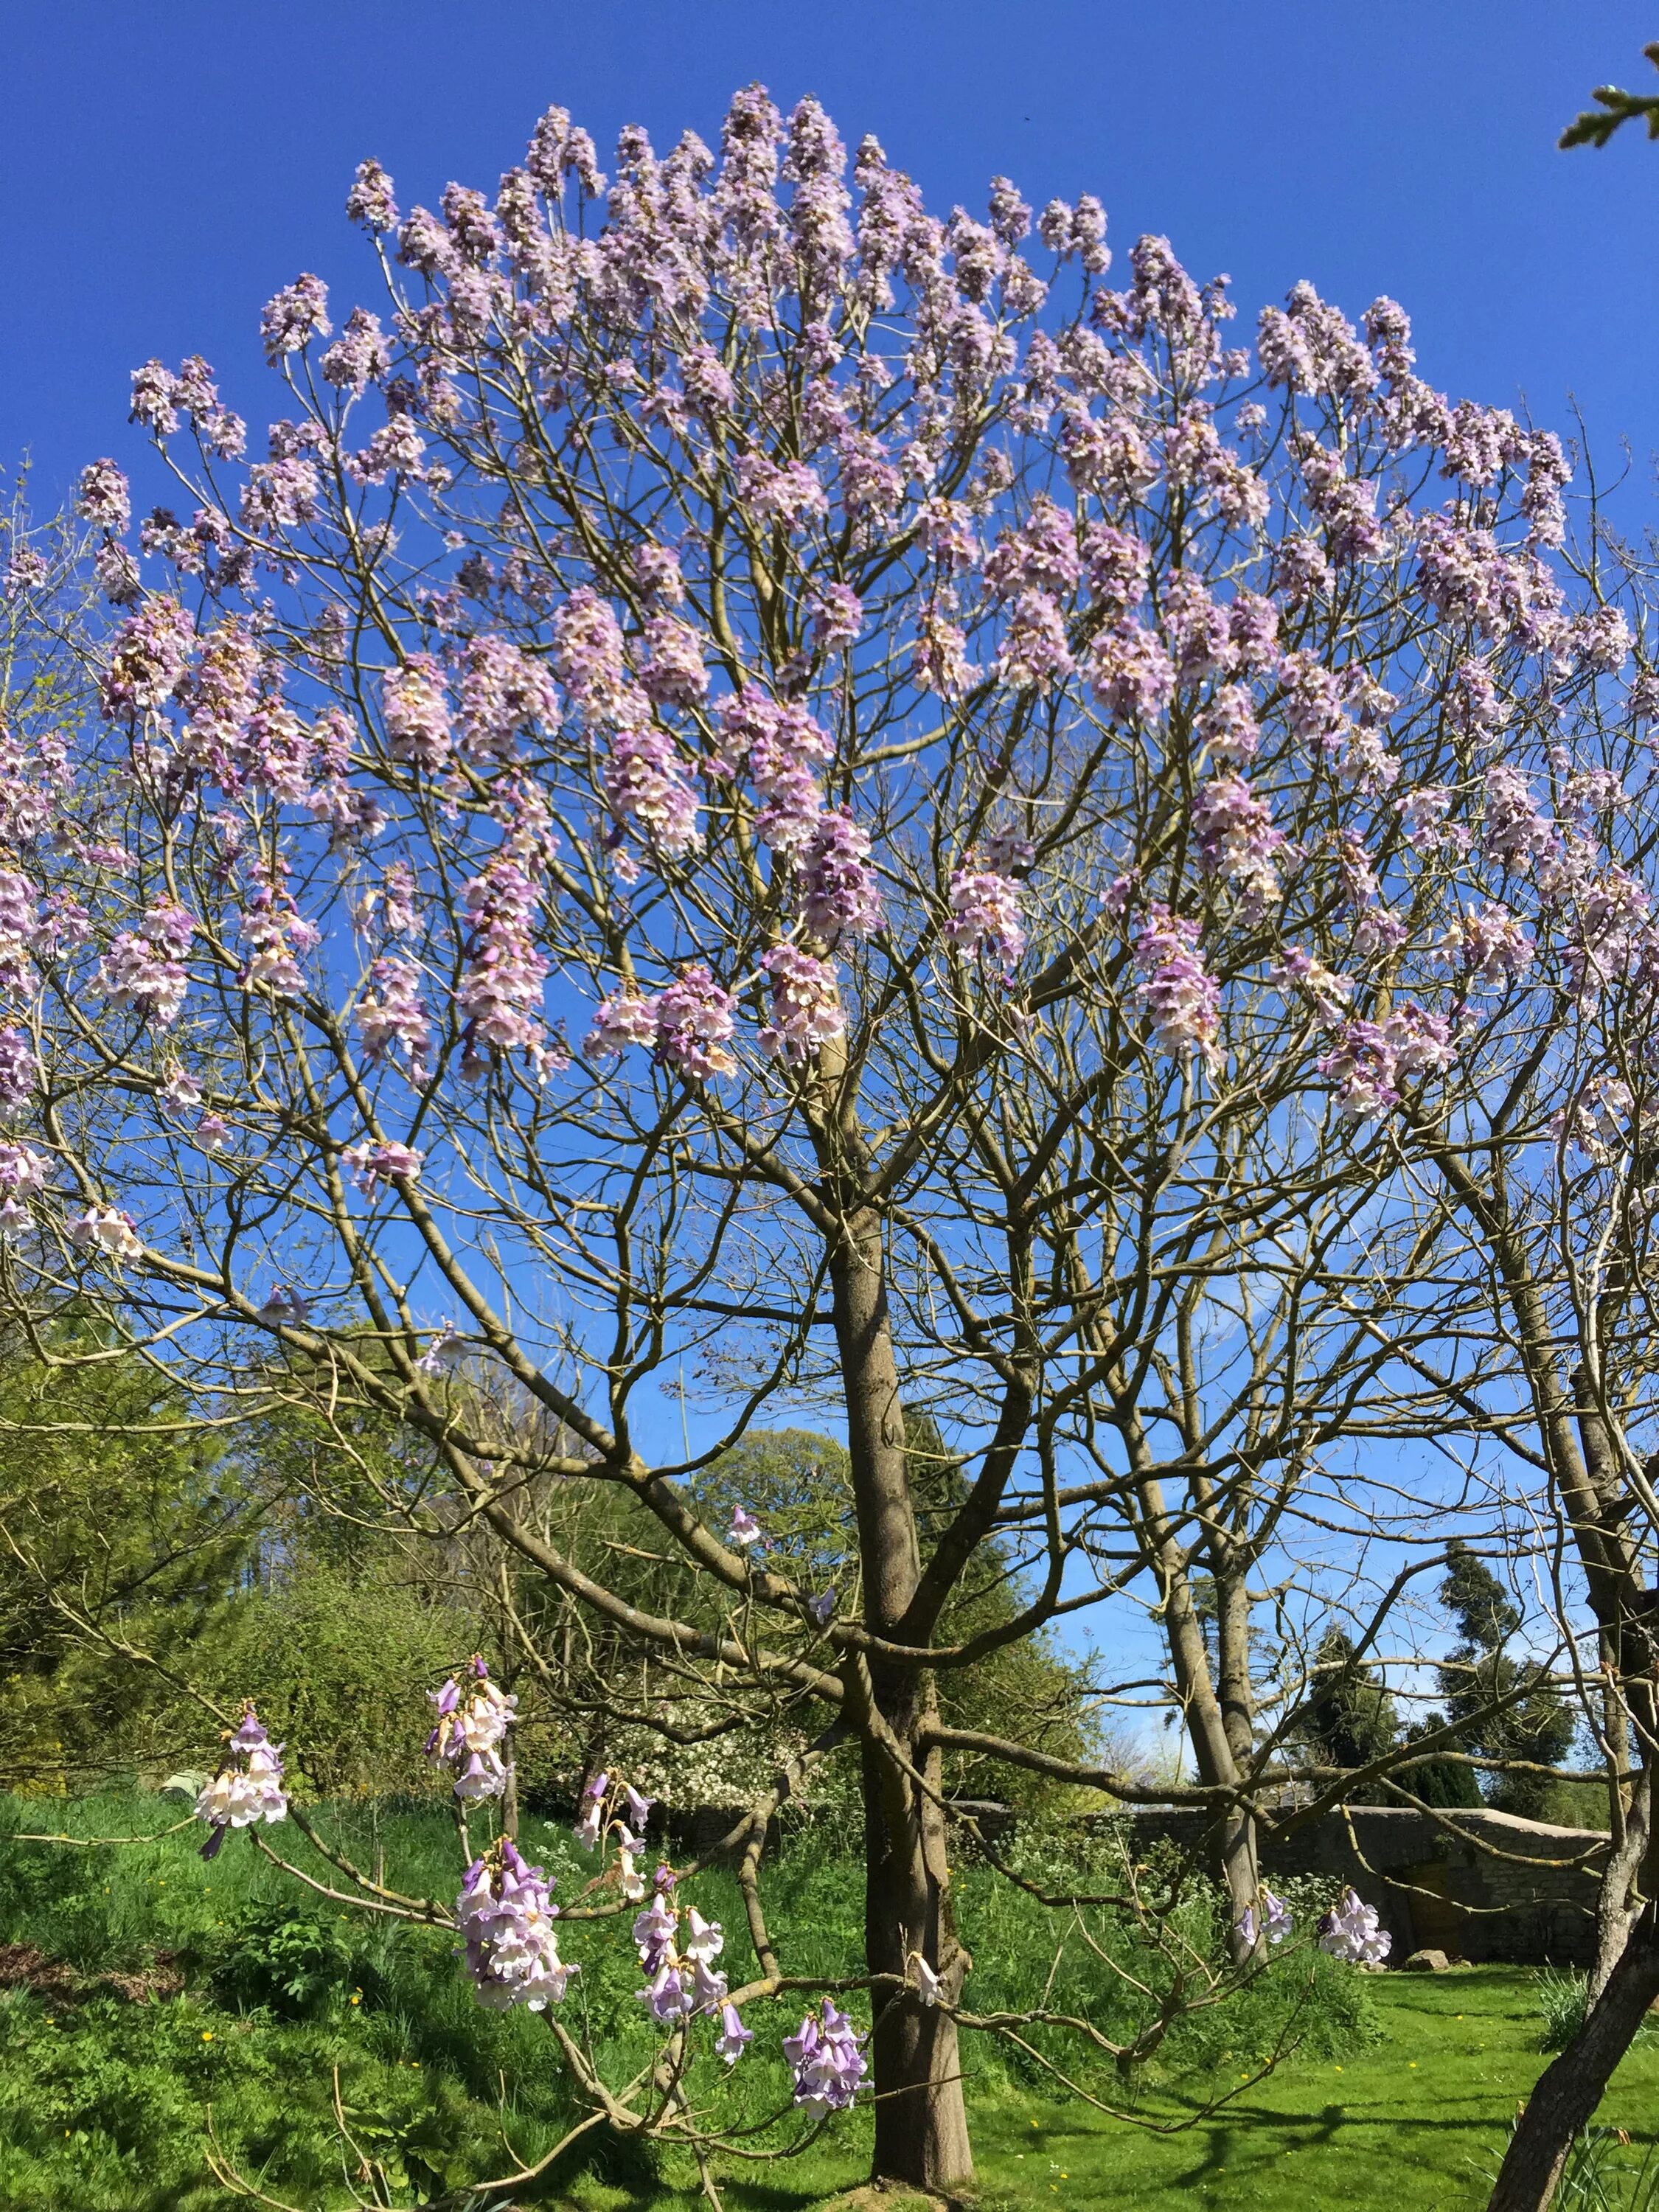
[0,1941,183,2006]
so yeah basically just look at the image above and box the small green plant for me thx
[1537,1965,1593,2053]
[1551,2127,1659,2212]
[209,1902,360,2018]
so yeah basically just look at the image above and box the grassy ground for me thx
[0,1792,1652,2210]
[964,1969,1659,2212]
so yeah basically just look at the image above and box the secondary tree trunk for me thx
[1487,1900,1659,2212]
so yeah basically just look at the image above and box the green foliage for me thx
[1295,1627,1400,1799]
[207,1903,360,2018]
[1561,46,1659,150]
[194,1563,473,1798]
[0,1345,255,1792]
[1435,1542,1579,1819]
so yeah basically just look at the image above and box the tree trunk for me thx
[862,1708,973,2190]
[830,1201,973,2191]
[1146,1522,1257,1952]
[1214,1552,1262,1959]
[1487,1901,1659,2212]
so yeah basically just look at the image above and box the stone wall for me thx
[1110,1804,1610,1967]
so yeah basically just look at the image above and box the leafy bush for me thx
[206,1903,361,2018]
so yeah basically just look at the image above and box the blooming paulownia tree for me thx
[1,82,1654,2194]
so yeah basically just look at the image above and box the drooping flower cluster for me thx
[67,1202,143,1263]
[1190,776,1287,908]
[342,1139,424,1194]
[195,1705,288,1858]
[1317,1006,1456,1120]
[1130,905,1220,1067]
[784,2000,869,2110]
[1317,1886,1391,1966]
[1237,1887,1293,1950]
[0,1141,47,1239]
[457,858,550,1075]
[456,1839,577,2009]
[758,942,845,1060]
[631,1882,739,2037]
[425,1656,516,1799]
[944,863,1025,974]
[586,965,741,1079]
[96,901,195,1029]
[355,956,434,1077]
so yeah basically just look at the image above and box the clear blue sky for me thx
[4,1,1659,507]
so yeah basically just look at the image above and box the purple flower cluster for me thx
[1131,906,1220,1067]
[260,274,331,362]
[195,1705,287,1859]
[783,2000,868,2110]
[586,966,740,1079]
[383,655,453,771]
[342,1140,424,1194]
[457,858,550,1074]
[100,597,195,718]
[237,873,321,998]
[355,956,434,1077]
[456,1840,577,2010]
[944,864,1025,974]
[68,1203,143,1263]
[1317,1886,1390,1966]
[605,720,700,858]
[631,1885,739,2037]
[1236,1887,1293,1950]
[426,1656,517,1800]
[801,811,881,942]
[97,902,195,1029]
[758,943,845,1061]
[1317,1006,1456,1120]
[1189,776,1287,908]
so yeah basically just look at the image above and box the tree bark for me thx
[830,1203,973,2191]
[1488,1902,1659,2212]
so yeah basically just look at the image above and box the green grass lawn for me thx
[960,1969,1659,2212]
[0,1792,1654,2211]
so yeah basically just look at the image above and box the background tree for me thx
[1435,1542,1576,1821]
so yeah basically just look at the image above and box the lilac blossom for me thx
[944,865,1025,974]
[758,943,845,1061]
[1090,621,1175,722]
[195,1705,288,1859]
[260,274,331,361]
[457,1840,576,2009]
[785,2000,869,2111]
[605,721,700,858]
[585,989,659,1060]
[1190,776,1287,908]
[801,811,881,942]
[343,1140,424,1194]
[101,597,194,718]
[383,655,453,771]
[654,964,738,1080]
[427,1656,517,1800]
[75,459,131,534]
[574,1770,609,1853]
[1131,906,1220,1068]
[458,858,550,1073]
[810,583,863,654]
[1317,1886,1391,1967]
[355,957,434,1076]
[68,1203,142,1262]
